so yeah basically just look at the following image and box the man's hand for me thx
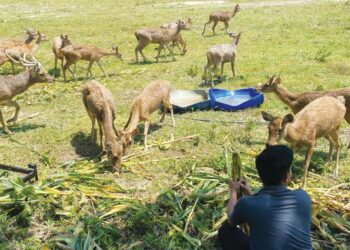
[240,180,253,196]
[229,180,253,196]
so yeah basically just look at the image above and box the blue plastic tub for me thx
[209,88,264,111]
[170,90,211,112]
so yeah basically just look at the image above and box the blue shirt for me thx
[230,185,312,250]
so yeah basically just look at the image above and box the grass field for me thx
[0,0,350,249]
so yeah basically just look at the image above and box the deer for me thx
[202,4,240,36]
[2,31,48,74]
[204,32,242,87]
[159,17,192,56]
[81,81,123,174]
[262,96,346,188]
[60,44,122,81]
[134,20,186,64]
[256,75,350,132]
[0,29,38,74]
[0,55,55,134]
[121,80,175,152]
[52,34,73,72]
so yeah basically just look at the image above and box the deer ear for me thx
[283,113,294,124]
[262,111,275,122]
[131,128,139,136]
[275,77,281,85]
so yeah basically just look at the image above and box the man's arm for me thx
[227,180,252,225]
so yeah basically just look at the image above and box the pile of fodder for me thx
[0,150,349,249]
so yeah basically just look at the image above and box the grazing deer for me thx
[204,32,242,87]
[202,4,240,35]
[60,44,122,81]
[52,34,73,71]
[81,81,123,174]
[2,31,48,73]
[0,56,54,134]
[122,80,175,152]
[135,20,186,64]
[262,96,346,188]
[159,17,192,55]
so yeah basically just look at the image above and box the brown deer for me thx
[52,34,73,71]
[159,17,192,55]
[134,20,186,64]
[202,4,240,36]
[0,29,38,73]
[262,96,346,188]
[0,56,54,134]
[60,44,122,81]
[81,81,123,174]
[204,32,242,87]
[256,75,350,126]
[122,80,175,152]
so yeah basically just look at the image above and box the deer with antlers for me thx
[135,20,186,64]
[60,44,122,81]
[0,29,38,74]
[202,4,240,36]
[0,56,54,134]
[1,31,48,73]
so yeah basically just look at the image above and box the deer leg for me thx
[179,35,187,55]
[97,121,104,151]
[202,20,212,35]
[86,61,94,79]
[89,116,96,144]
[5,100,20,123]
[96,60,107,77]
[135,41,148,63]
[212,21,218,35]
[165,44,175,62]
[54,57,58,70]
[302,145,314,188]
[143,120,150,151]
[330,131,341,178]
[324,134,334,164]
[220,62,224,81]
[163,98,175,128]
[63,60,77,81]
[231,60,236,78]
[0,109,10,134]
[204,64,210,85]
[222,21,229,33]
[210,65,218,88]
[11,62,16,74]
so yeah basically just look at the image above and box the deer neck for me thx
[8,71,36,97]
[273,85,299,107]
[101,107,116,142]
[284,125,300,144]
[231,9,238,18]
[99,50,116,58]
[125,108,140,133]
[232,34,241,46]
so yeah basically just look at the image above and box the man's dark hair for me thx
[255,145,293,185]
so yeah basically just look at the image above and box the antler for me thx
[4,51,38,67]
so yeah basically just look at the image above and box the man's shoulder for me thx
[290,188,311,201]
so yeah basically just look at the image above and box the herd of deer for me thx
[0,4,348,186]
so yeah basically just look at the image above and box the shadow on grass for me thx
[70,131,101,158]
[133,123,162,144]
[48,68,61,78]
[199,76,227,87]
[7,123,46,133]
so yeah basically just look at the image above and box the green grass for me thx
[0,0,350,249]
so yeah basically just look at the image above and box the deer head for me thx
[105,140,122,174]
[184,17,193,30]
[36,31,49,43]
[232,4,240,16]
[120,128,138,155]
[61,34,72,47]
[256,75,282,93]
[112,46,123,61]
[261,111,294,146]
